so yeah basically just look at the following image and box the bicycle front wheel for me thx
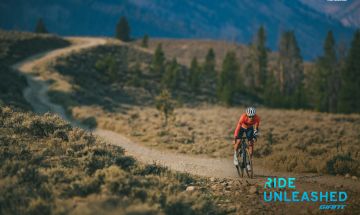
[245,149,253,179]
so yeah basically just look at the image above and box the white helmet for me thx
[246,107,256,117]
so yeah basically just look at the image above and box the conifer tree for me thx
[34,18,48,34]
[338,30,360,113]
[141,34,149,48]
[277,31,305,108]
[151,44,165,76]
[217,51,239,105]
[189,57,201,92]
[116,16,131,41]
[202,48,217,91]
[254,25,267,90]
[203,48,216,79]
[263,71,282,107]
[313,31,339,112]
[162,58,180,90]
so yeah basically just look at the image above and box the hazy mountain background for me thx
[0,0,358,59]
[300,0,360,28]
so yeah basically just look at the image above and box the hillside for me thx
[0,29,70,65]
[0,107,227,214]
[134,38,278,69]
[11,36,360,214]
[0,30,70,110]
[0,0,356,59]
[40,39,220,112]
[26,38,359,178]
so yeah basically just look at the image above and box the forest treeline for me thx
[114,16,360,113]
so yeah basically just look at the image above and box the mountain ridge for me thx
[300,0,360,29]
[0,0,357,59]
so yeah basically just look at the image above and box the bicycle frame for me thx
[235,137,253,178]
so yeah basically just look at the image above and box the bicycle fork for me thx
[242,143,251,170]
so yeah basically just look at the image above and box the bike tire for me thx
[235,164,243,177]
[236,151,244,177]
[244,149,253,179]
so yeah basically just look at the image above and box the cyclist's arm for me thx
[254,116,260,130]
[234,115,245,138]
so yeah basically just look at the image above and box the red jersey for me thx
[234,113,260,138]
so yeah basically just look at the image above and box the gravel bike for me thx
[235,136,253,178]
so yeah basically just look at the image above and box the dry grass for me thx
[71,105,360,176]
[36,39,360,177]
[1,106,325,215]
[133,38,279,69]
[0,106,227,215]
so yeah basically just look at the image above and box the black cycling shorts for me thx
[236,127,254,141]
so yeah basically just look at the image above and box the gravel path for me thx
[13,37,360,192]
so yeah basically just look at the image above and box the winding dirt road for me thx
[13,37,360,193]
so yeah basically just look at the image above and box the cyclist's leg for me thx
[234,127,245,152]
[233,128,245,165]
[245,127,254,158]
[234,138,241,151]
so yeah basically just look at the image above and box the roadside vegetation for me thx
[0,107,227,215]
[70,105,360,177]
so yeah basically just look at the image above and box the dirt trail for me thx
[13,37,360,192]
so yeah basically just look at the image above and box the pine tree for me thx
[338,30,360,113]
[189,57,201,92]
[313,31,339,112]
[203,48,216,78]
[151,44,165,76]
[162,58,180,90]
[141,34,149,48]
[254,25,267,90]
[34,18,48,34]
[218,51,239,105]
[242,62,255,89]
[116,16,131,41]
[202,48,217,91]
[277,31,304,107]
[263,71,282,107]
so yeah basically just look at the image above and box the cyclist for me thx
[233,107,260,166]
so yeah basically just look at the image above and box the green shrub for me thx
[138,163,168,176]
[155,89,175,127]
[95,54,119,82]
[65,176,103,197]
[26,198,51,215]
[326,154,359,176]
[81,116,97,129]
[254,144,272,157]
[0,107,224,214]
